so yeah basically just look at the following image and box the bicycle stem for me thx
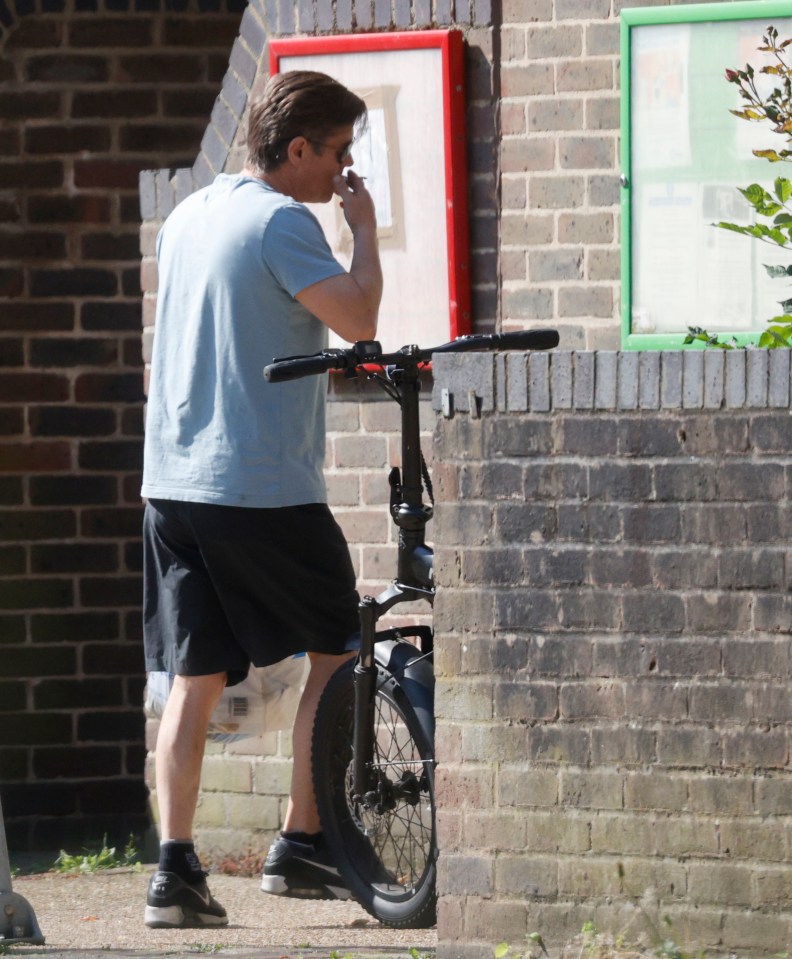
[391,365,434,590]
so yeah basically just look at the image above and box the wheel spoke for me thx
[313,658,437,928]
[359,693,433,890]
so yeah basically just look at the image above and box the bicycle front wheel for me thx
[311,655,436,928]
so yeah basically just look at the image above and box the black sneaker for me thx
[145,871,229,929]
[260,834,351,900]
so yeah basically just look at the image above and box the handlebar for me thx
[264,351,347,383]
[263,329,559,383]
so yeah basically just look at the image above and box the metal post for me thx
[0,794,44,945]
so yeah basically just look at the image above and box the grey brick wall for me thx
[432,349,792,959]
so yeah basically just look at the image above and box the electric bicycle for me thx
[264,328,559,928]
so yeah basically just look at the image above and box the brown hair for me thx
[246,71,367,174]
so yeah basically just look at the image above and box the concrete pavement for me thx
[8,867,437,959]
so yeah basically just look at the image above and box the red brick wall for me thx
[0,2,244,852]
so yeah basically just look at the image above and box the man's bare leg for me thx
[146,672,229,929]
[261,650,355,899]
[282,651,355,834]
[155,672,227,841]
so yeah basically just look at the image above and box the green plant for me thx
[616,864,705,959]
[652,916,707,959]
[683,327,739,349]
[494,933,548,959]
[53,834,141,874]
[684,319,792,348]
[408,950,434,959]
[709,25,792,343]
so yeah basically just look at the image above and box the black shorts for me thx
[143,499,360,686]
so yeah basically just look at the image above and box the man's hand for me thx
[295,170,382,342]
[333,170,377,234]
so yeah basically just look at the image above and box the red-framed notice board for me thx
[269,30,471,351]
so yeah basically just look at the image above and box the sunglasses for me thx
[308,138,354,165]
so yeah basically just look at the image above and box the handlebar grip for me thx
[490,329,560,351]
[429,328,559,358]
[264,354,339,382]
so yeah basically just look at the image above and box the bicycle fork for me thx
[351,594,435,809]
[351,595,379,804]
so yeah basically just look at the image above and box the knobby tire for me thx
[311,656,437,929]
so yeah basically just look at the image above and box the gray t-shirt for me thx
[141,173,345,507]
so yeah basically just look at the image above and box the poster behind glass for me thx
[627,11,792,346]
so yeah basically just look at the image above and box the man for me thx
[141,70,382,929]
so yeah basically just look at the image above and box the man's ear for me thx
[286,136,310,164]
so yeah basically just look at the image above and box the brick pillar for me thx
[0,1,245,853]
[432,348,792,959]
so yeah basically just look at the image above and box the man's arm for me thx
[296,171,382,343]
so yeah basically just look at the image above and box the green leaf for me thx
[738,184,783,216]
[758,202,784,217]
[715,221,755,237]
[739,183,768,204]
[775,177,792,202]
[494,945,511,959]
[759,326,792,348]
[754,149,784,162]
[528,933,549,958]
[684,327,709,346]
[763,263,792,277]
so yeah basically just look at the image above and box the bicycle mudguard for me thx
[373,638,434,751]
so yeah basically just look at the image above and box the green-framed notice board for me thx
[621,1,792,349]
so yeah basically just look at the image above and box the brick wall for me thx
[0,0,245,852]
[5,2,782,951]
[500,0,621,349]
[432,347,792,959]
